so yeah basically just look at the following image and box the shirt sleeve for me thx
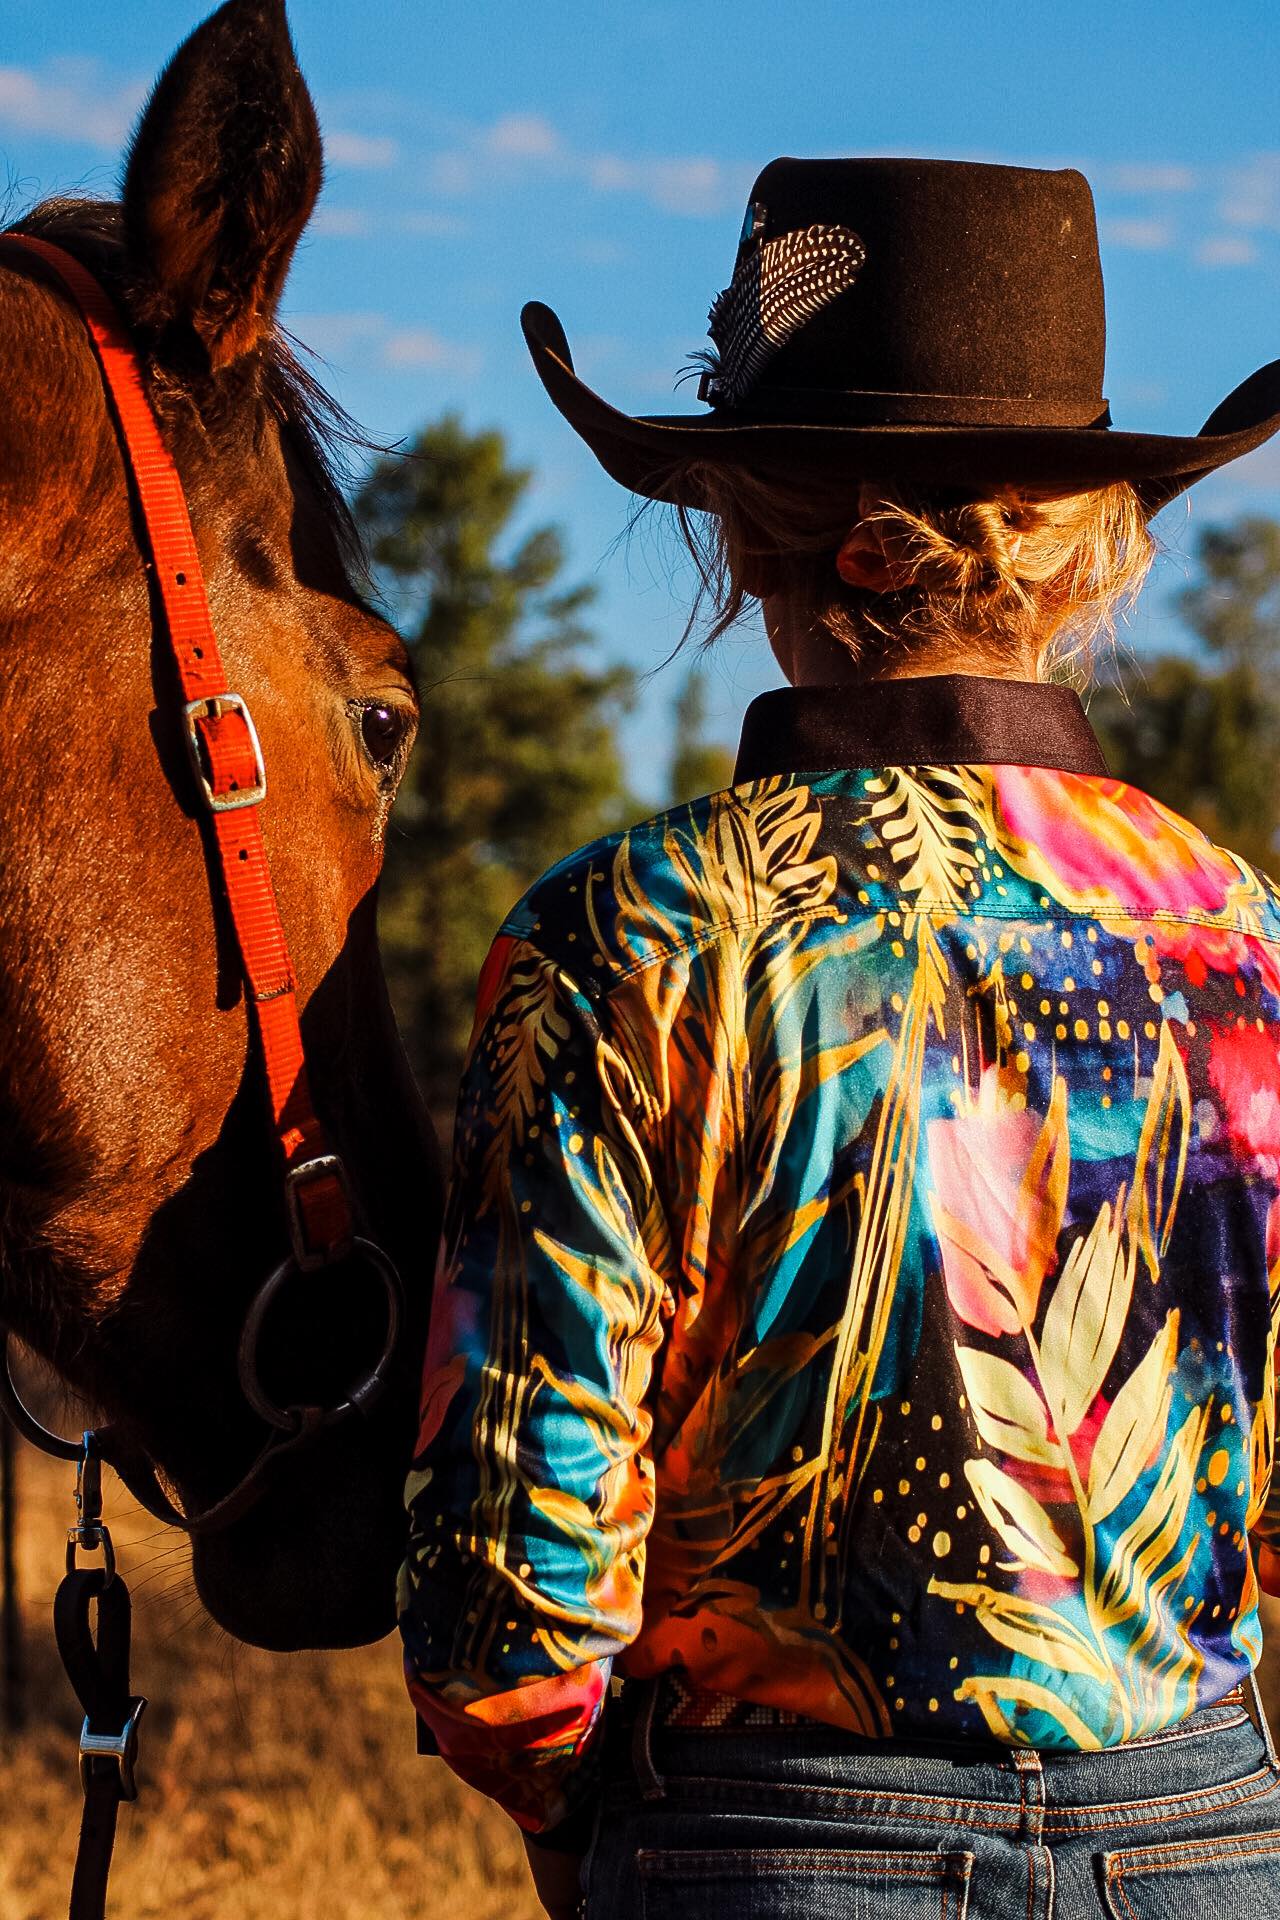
[398,931,670,1833]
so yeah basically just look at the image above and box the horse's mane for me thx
[4,196,371,581]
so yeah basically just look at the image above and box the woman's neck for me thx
[762,596,1042,688]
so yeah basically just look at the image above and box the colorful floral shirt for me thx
[398,674,1280,1834]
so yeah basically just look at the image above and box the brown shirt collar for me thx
[733,674,1109,783]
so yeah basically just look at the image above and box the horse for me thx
[0,0,441,1653]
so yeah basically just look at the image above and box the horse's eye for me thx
[358,702,410,769]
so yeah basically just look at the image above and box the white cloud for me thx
[1194,433,1280,505]
[426,150,481,197]
[1100,162,1199,194]
[312,207,373,238]
[286,310,481,379]
[1112,380,1169,411]
[399,209,468,238]
[1196,233,1260,268]
[1100,216,1175,251]
[325,130,398,170]
[382,326,481,374]
[570,236,630,267]
[311,205,466,241]
[585,152,744,217]
[287,311,386,358]
[427,110,746,218]
[0,59,143,152]
[1219,152,1280,232]
[482,113,562,161]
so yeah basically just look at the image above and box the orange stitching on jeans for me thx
[1105,1858,1139,1920]
[1108,1829,1280,1873]
[635,1847,965,1879]
[1038,1762,1280,1834]
[1026,1845,1034,1920]
[671,1764,1280,1836]
[671,1781,1020,1827]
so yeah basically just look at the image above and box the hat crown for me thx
[709,158,1107,428]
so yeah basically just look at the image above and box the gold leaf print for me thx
[1087,1310,1179,1522]
[1126,1023,1191,1282]
[928,1581,1109,1681]
[956,1674,1102,1749]
[1097,1401,1210,1627]
[865,766,985,908]
[1038,1194,1135,1438]
[602,782,838,983]
[963,1457,1079,1577]
[954,1347,1064,1468]
[735,782,839,919]
[481,953,571,1194]
[1249,1231,1280,1533]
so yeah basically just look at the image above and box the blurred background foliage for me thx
[356,421,1280,1114]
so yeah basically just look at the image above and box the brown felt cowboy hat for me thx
[521,157,1280,515]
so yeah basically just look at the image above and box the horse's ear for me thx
[122,0,322,371]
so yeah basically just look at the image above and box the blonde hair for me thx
[672,465,1156,681]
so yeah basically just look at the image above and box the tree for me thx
[1180,519,1280,675]
[1091,516,1280,874]
[668,664,737,806]
[357,416,637,1116]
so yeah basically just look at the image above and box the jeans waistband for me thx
[624,1671,1256,1752]
[614,1671,1278,1833]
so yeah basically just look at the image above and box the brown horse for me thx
[0,0,441,1649]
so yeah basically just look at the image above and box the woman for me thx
[399,159,1280,1919]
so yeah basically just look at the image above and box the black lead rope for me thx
[50,1438,146,1920]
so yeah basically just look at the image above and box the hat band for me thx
[720,385,1112,429]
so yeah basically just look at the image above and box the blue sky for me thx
[2,0,1278,799]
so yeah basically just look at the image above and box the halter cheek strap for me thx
[0,233,352,1265]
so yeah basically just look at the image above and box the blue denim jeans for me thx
[582,1676,1280,1918]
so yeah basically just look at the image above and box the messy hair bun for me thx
[671,466,1155,679]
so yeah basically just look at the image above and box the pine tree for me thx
[356,416,636,1116]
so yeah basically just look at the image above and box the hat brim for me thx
[521,301,1280,515]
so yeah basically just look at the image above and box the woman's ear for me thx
[122,0,323,370]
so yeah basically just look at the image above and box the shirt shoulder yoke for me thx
[498,782,802,986]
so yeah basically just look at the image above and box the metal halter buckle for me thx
[79,1698,147,1801]
[66,1434,116,1584]
[182,691,267,812]
[284,1153,354,1271]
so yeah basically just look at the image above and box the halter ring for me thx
[236,1237,404,1433]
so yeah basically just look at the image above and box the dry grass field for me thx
[0,1448,540,1920]
[2,1445,1279,1920]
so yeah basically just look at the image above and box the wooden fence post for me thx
[1,1418,24,1731]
